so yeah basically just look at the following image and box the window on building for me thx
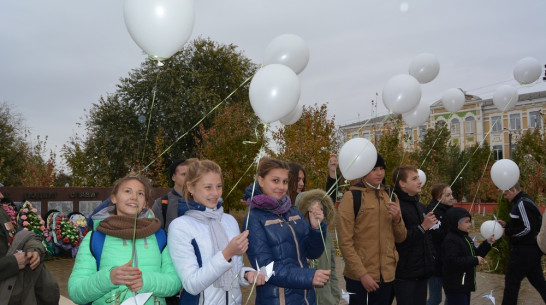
[529,111,542,129]
[351,132,359,139]
[509,113,521,130]
[491,116,502,133]
[492,145,503,160]
[362,132,370,140]
[465,116,475,134]
[436,120,447,128]
[418,125,427,140]
[404,127,413,141]
[450,118,460,135]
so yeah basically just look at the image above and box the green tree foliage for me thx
[512,129,546,205]
[0,103,57,186]
[195,103,263,212]
[63,38,257,186]
[376,116,407,187]
[271,104,339,190]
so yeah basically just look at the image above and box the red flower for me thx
[56,220,61,224]
[73,241,79,247]
[63,237,69,243]
[56,225,60,229]
[57,235,62,240]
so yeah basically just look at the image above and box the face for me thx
[363,167,385,187]
[400,171,421,196]
[503,188,518,201]
[111,179,147,217]
[172,164,188,191]
[457,217,472,233]
[187,172,223,209]
[440,187,455,205]
[297,170,305,193]
[258,168,289,200]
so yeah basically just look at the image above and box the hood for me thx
[445,207,471,235]
[91,205,153,230]
[244,182,263,201]
[295,189,336,227]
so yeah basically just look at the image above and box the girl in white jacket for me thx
[168,160,265,305]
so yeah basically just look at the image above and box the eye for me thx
[204,186,212,190]
[138,191,145,197]
[282,179,289,185]
[272,178,279,183]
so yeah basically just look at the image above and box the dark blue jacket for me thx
[245,206,326,305]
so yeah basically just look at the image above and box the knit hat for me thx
[375,153,386,170]
[446,207,471,233]
[168,159,186,178]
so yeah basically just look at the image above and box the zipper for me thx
[463,236,477,290]
[284,217,309,305]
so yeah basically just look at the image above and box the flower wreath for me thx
[17,201,46,235]
[48,211,83,257]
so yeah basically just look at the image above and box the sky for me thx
[1,1,546,170]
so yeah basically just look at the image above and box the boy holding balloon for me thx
[441,207,494,305]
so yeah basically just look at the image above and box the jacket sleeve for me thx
[442,236,479,269]
[392,197,407,243]
[168,218,233,295]
[140,245,182,297]
[68,233,119,304]
[327,235,341,303]
[396,205,425,250]
[505,201,532,241]
[475,240,492,258]
[325,175,337,204]
[305,221,327,260]
[246,215,316,289]
[336,191,368,278]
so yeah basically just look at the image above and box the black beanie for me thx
[168,159,186,178]
[375,153,386,170]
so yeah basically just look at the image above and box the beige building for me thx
[340,89,546,159]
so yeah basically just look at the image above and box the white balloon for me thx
[382,74,422,114]
[280,102,303,125]
[441,88,465,113]
[249,64,300,123]
[408,53,440,84]
[480,220,504,241]
[492,85,518,112]
[263,34,310,75]
[513,57,542,85]
[418,169,427,186]
[402,101,430,128]
[338,138,378,180]
[490,159,520,191]
[124,0,195,60]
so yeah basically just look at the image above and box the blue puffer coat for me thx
[245,205,326,305]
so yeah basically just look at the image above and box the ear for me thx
[110,194,117,205]
[257,176,265,188]
[186,182,195,195]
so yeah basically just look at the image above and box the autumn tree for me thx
[63,38,257,186]
[512,128,546,204]
[375,116,408,186]
[271,103,339,190]
[195,102,264,211]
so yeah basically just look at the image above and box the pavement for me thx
[46,255,544,305]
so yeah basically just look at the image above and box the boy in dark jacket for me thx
[442,207,494,305]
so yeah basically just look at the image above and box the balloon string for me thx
[389,149,408,202]
[140,71,161,164]
[245,123,269,231]
[139,75,253,173]
[418,112,454,169]
[467,148,494,214]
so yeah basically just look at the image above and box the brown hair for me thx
[257,158,290,179]
[183,160,223,201]
[431,183,450,201]
[111,174,153,208]
[288,162,306,204]
[391,166,418,189]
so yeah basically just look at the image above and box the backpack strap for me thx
[91,229,167,270]
[351,190,362,220]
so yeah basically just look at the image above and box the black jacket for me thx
[442,207,491,293]
[426,200,452,276]
[394,188,435,280]
[505,192,542,247]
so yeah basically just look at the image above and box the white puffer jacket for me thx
[168,211,251,305]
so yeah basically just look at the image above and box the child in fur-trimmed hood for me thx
[296,189,340,305]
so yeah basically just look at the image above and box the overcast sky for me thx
[1,1,545,169]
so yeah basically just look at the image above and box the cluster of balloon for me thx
[382,74,422,114]
[124,0,195,62]
[249,34,309,124]
[408,53,440,84]
[480,220,504,241]
[492,85,518,112]
[402,101,431,127]
[417,169,427,186]
[513,57,542,85]
[441,88,465,113]
[490,159,520,191]
[338,138,378,180]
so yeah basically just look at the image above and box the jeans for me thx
[344,276,393,305]
[426,276,446,305]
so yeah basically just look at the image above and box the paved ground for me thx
[46,255,544,305]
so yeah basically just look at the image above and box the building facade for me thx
[340,90,546,159]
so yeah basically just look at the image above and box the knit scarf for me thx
[185,200,235,291]
[248,194,292,215]
[97,214,160,239]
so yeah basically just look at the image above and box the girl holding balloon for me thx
[244,158,330,305]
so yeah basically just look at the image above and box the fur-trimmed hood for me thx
[295,189,336,227]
